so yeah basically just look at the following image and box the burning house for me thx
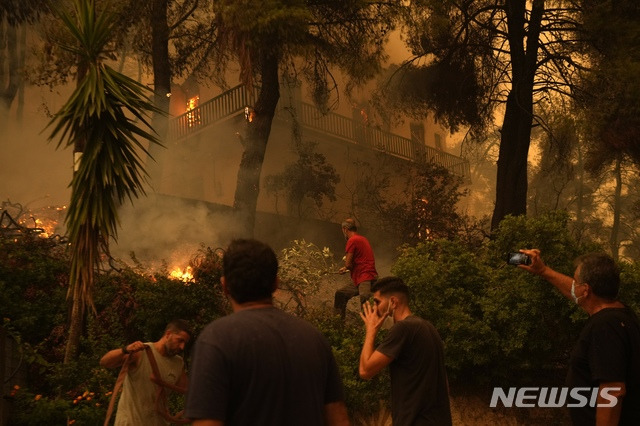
[146,79,470,252]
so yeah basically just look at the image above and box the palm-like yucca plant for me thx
[47,0,161,362]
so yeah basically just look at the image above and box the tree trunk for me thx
[609,156,622,261]
[491,0,544,230]
[16,25,26,124]
[576,144,585,225]
[0,20,20,123]
[147,0,171,182]
[233,49,280,237]
[63,38,90,364]
[64,295,83,363]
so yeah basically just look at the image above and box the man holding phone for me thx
[519,249,640,425]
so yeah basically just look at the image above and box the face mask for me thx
[571,280,585,304]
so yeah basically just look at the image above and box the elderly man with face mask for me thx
[519,249,640,426]
[359,276,452,426]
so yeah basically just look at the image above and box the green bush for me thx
[0,237,68,344]
[391,211,613,385]
[619,261,640,314]
[393,239,497,378]
[5,214,640,423]
[1,237,226,424]
[305,308,390,419]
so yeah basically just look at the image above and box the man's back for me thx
[377,316,452,426]
[346,234,377,284]
[186,307,344,425]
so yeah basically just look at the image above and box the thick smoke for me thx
[0,97,71,209]
[111,194,241,272]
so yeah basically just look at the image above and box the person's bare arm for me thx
[176,368,188,390]
[519,249,574,300]
[359,301,392,380]
[595,382,625,426]
[99,341,145,369]
[192,420,224,426]
[324,401,350,426]
[339,253,354,274]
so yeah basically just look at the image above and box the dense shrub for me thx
[305,308,390,420]
[4,213,640,423]
[0,237,68,345]
[391,211,624,386]
[393,239,497,379]
[1,237,226,425]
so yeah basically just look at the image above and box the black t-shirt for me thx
[185,307,344,425]
[376,315,452,426]
[567,306,640,425]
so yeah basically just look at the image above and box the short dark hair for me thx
[576,252,620,300]
[341,218,357,231]
[223,239,278,304]
[372,276,410,300]
[165,319,192,338]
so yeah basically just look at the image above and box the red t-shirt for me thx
[345,234,377,285]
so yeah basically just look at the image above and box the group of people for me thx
[100,219,640,426]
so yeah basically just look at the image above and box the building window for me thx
[434,133,443,150]
[186,96,201,127]
[410,122,425,143]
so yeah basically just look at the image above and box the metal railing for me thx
[169,85,470,179]
[169,85,256,139]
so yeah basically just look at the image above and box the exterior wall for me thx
[155,97,434,228]
[169,75,451,156]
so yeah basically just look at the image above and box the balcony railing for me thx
[169,85,257,140]
[169,85,470,179]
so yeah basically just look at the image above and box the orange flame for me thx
[169,266,194,283]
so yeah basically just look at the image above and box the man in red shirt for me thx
[334,218,378,319]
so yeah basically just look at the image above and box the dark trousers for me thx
[333,280,373,319]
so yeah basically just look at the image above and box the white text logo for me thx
[489,387,620,408]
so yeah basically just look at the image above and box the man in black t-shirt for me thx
[521,249,640,425]
[185,239,349,426]
[359,276,452,426]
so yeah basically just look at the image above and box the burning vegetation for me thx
[167,246,225,284]
[0,200,67,242]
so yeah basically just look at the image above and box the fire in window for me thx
[186,96,201,127]
[244,106,255,122]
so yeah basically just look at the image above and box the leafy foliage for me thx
[404,161,468,242]
[392,211,608,385]
[0,0,48,25]
[265,140,340,218]
[46,0,162,361]
[578,0,640,172]
[276,239,336,315]
[305,309,390,419]
[350,158,470,250]
[5,217,640,422]
[0,236,225,425]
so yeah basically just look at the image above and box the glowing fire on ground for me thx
[21,206,67,238]
[2,203,67,240]
[169,266,194,283]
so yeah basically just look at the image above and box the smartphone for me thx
[507,252,531,266]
